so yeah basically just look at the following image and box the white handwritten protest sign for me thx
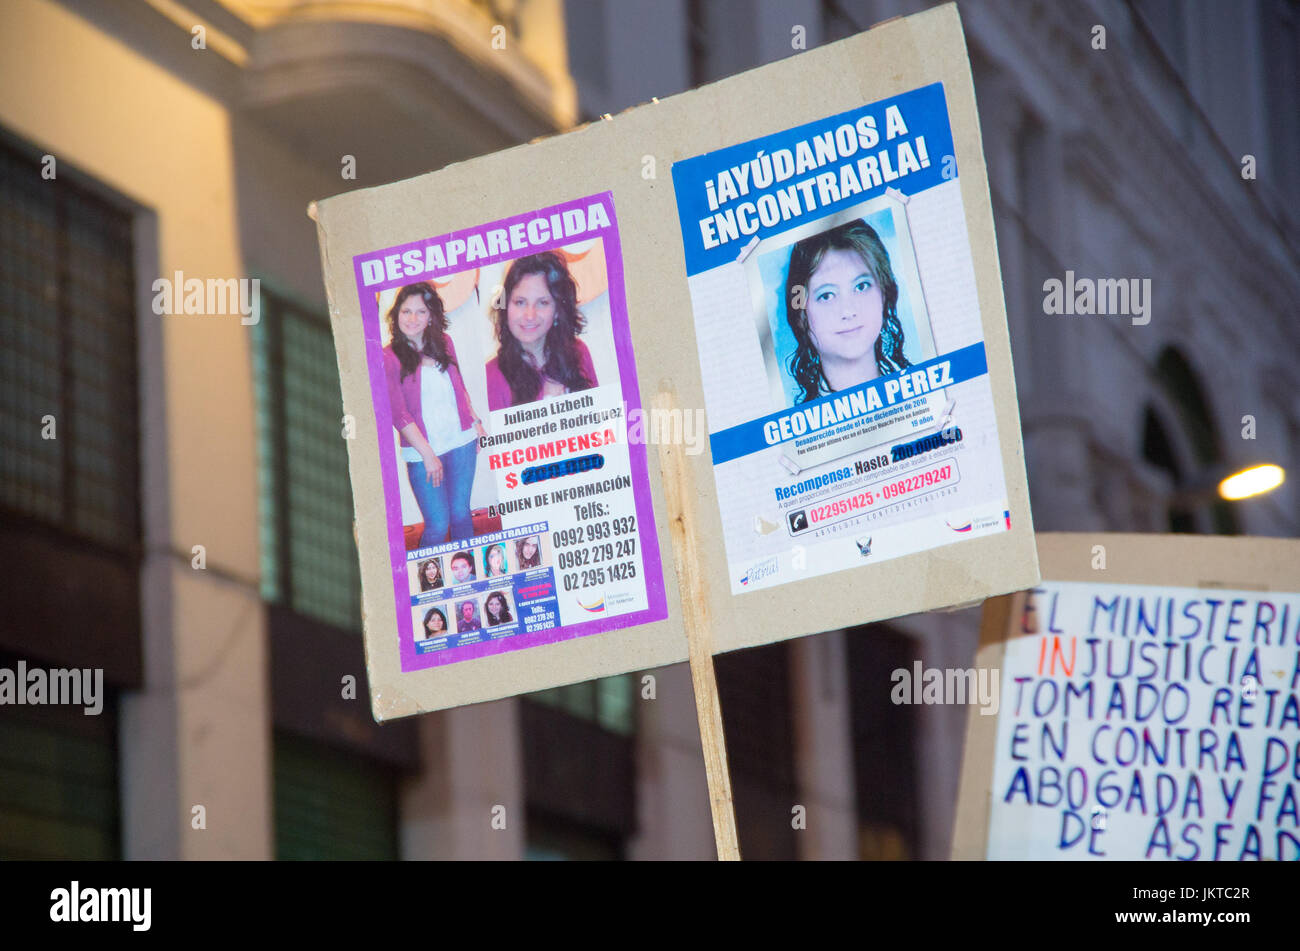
[954,533,1300,860]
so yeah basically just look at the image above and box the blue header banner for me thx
[671,82,955,277]
[708,343,988,465]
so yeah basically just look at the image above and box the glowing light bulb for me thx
[1218,464,1285,501]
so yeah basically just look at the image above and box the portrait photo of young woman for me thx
[483,590,514,627]
[785,219,912,402]
[484,251,598,410]
[483,543,509,578]
[751,199,936,410]
[383,281,489,547]
[420,607,448,640]
[514,534,541,569]
[416,556,443,591]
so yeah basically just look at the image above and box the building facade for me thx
[0,0,1295,860]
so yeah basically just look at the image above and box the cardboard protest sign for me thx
[314,190,684,720]
[658,3,1038,655]
[953,533,1300,861]
[311,2,1037,722]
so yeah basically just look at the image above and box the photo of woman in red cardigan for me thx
[383,282,488,547]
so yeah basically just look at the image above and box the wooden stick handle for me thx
[654,388,741,861]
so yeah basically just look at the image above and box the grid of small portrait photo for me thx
[407,529,554,647]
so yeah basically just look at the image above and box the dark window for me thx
[0,133,137,861]
[0,132,142,686]
[0,137,140,551]
[525,810,621,860]
[715,642,798,860]
[1003,106,1063,396]
[253,290,418,828]
[526,673,636,736]
[0,656,120,860]
[1141,405,1195,533]
[1145,347,1238,534]
[273,732,400,860]
[1155,348,1220,466]
[521,674,638,859]
[252,288,361,629]
[846,624,920,859]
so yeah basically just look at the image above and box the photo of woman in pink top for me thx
[383,282,487,547]
[484,252,598,411]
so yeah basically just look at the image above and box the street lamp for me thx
[1218,463,1286,502]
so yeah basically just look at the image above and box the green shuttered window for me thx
[252,289,361,630]
[273,733,399,860]
[0,703,119,860]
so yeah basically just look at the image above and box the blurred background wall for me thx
[0,0,1295,860]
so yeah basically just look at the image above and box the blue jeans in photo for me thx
[407,439,477,547]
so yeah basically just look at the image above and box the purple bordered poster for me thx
[350,192,668,672]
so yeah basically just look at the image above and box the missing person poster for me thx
[672,83,1014,595]
[353,193,668,673]
[954,533,1300,861]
